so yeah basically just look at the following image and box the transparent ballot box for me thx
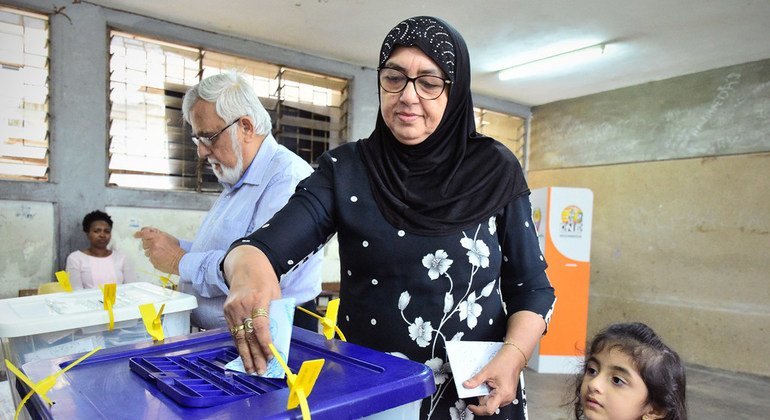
[0,282,197,417]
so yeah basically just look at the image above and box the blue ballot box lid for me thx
[20,327,436,419]
[128,346,286,408]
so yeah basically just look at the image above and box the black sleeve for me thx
[498,193,556,330]
[223,152,338,282]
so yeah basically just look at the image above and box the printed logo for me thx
[532,207,542,234]
[559,205,584,237]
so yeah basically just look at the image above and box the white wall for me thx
[106,206,207,286]
[0,200,54,298]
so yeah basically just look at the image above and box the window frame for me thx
[107,30,349,193]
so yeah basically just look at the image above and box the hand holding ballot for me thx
[224,297,295,378]
[222,244,283,376]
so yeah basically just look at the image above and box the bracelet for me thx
[503,340,529,366]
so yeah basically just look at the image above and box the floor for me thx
[2,363,769,419]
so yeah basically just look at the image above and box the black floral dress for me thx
[238,142,556,419]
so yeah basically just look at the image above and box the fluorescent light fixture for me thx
[498,43,607,80]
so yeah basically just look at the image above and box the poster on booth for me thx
[529,187,593,374]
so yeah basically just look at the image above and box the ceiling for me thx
[89,0,770,106]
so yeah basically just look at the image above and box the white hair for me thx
[182,71,272,136]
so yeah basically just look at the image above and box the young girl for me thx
[574,322,687,420]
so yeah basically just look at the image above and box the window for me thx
[474,107,526,162]
[0,6,49,181]
[108,31,348,192]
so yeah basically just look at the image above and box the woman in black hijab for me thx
[222,16,555,419]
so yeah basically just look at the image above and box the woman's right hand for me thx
[223,245,281,375]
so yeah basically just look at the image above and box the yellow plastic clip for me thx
[5,347,101,420]
[139,303,166,341]
[159,274,174,290]
[138,270,177,290]
[54,270,72,292]
[268,343,324,420]
[102,283,116,330]
[296,298,346,341]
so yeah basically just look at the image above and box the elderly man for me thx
[135,71,322,331]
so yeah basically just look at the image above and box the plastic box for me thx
[0,282,197,417]
[20,327,435,419]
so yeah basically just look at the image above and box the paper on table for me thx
[445,340,503,398]
[224,297,296,378]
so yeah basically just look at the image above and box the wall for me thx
[0,200,54,297]
[529,59,770,376]
[531,59,770,169]
[106,206,207,286]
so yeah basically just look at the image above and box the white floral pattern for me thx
[425,357,450,385]
[399,224,505,418]
[408,317,434,347]
[422,250,453,280]
[481,279,496,297]
[398,291,411,310]
[461,236,491,268]
[443,292,454,314]
[449,399,474,420]
[458,291,483,329]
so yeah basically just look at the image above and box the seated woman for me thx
[65,210,135,289]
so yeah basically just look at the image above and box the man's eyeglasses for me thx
[191,118,240,148]
[378,67,451,100]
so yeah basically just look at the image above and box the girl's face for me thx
[580,347,661,420]
[87,220,111,249]
[379,46,449,146]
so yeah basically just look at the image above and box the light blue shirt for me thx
[178,134,323,329]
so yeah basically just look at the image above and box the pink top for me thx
[65,249,136,289]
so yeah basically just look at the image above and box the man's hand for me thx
[134,227,184,274]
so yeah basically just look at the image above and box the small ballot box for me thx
[19,327,435,419]
[0,282,197,418]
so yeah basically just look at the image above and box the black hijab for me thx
[359,16,529,236]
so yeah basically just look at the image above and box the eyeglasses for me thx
[378,67,451,100]
[191,118,240,148]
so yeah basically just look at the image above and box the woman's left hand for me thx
[463,344,524,416]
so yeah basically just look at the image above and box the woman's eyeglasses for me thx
[191,118,240,148]
[378,67,451,100]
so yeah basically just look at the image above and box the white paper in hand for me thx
[445,340,503,398]
[224,297,296,378]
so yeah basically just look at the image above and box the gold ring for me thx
[252,307,268,318]
[230,324,245,337]
[243,317,254,333]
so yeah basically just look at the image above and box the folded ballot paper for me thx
[445,340,503,398]
[224,297,296,378]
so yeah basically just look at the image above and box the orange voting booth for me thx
[529,187,593,374]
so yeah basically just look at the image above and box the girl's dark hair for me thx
[82,210,113,232]
[573,322,687,420]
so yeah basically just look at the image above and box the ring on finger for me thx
[242,317,254,334]
[230,324,245,337]
[252,307,268,318]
